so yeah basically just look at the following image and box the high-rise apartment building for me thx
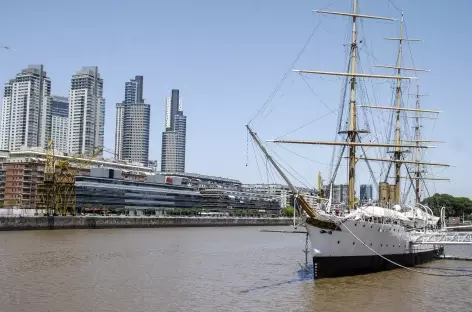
[360,184,373,203]
[322,184,349,204]
[51,96,69,153]
[115,103,125,159]
[114,76,150,164]
[67,66,104,156]
[161,89,186,172]
[124,75,143,104]
[0,65,51,151]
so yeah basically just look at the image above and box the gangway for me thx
[414,232,472,245]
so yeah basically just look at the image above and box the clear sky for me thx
[0,0,470,198]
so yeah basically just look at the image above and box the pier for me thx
[0,216,292,231]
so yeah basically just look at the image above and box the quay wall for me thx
[0,216,292,231]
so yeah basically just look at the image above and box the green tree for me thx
[422,193,472,218]
[283,206,298,217]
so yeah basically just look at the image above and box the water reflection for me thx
[241,264,313,294]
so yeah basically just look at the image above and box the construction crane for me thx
[36,140,56,215]
[36,141,102,216]
[317,171,324,198]
[102,147,117,159]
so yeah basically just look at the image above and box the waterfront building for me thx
[241,184,318,208]
[161,172,241,190]
[0,147,276,213]
[161,89,186,172]
[360,184,373,203]
[147,160,159,171]
[114,76,150,164]
[114,103,124,159]
[51,96,69,153]
[199,187,280,214]
[68,66,104,156]
[322,184,349,204]
[242,184,291,208]
[75,168,202,215]
[0,65,51,151]
[0,148,154,208]
[124,75,143,105]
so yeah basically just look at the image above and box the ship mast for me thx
[414,85,421,205]
[362,12,441,206]
[347,0,358,211]
[258,5,451,211]
[270,2,420,212]
[392,12,405,205]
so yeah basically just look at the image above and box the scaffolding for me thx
[36,141,102,215]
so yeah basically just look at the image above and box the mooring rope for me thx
[340,222,472,277]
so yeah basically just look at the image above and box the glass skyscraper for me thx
[0,65,51,151]
[51,95,69,153]
[114,76,150,165]
[68,66,104,156]
[161,89,186,173]
[360,184,374,203]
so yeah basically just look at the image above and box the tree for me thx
[283,206,298,217]
[422,193,472,219]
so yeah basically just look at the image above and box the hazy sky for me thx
[1,0,470,198]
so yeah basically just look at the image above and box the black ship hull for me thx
[313,247,443,279]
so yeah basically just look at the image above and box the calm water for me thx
[0,227,471,312]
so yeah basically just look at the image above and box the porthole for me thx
[355,223,357,226]
[337,241,340,244]
[353,242,355,245]
[371,225,373,228]
[381,244,383,247]
[363,224,365,227]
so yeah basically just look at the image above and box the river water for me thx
[0,227,471,312]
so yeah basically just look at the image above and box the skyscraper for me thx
[67,66,104,156]
[114,76,150,164]
[51,96,69,153]
[161,89,186,172]
[124,75,143,104]
[360,184,373,203]
[0,65,51,151]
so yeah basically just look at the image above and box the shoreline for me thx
[0,216,293,231]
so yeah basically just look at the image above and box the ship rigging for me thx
[245,0,454,279]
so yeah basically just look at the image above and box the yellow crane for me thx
[317,171,323,198]
[36,141,103,215]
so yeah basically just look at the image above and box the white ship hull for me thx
[306,218,442,278]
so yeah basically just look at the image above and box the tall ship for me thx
[246,1,450,279]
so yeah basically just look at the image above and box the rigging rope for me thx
[357,134,379,194]
[358,18,390,175]
[387,0,402,14]
[383,160,393,184]
[247,21,323,125]
[250,138,264,183]
[274,107,341,140]
[245,130,249,166]
[266,144,313,188]
[274,143,340,167]
[299,75,337,114]
[328,58,350,183]
[329,144,347,186]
